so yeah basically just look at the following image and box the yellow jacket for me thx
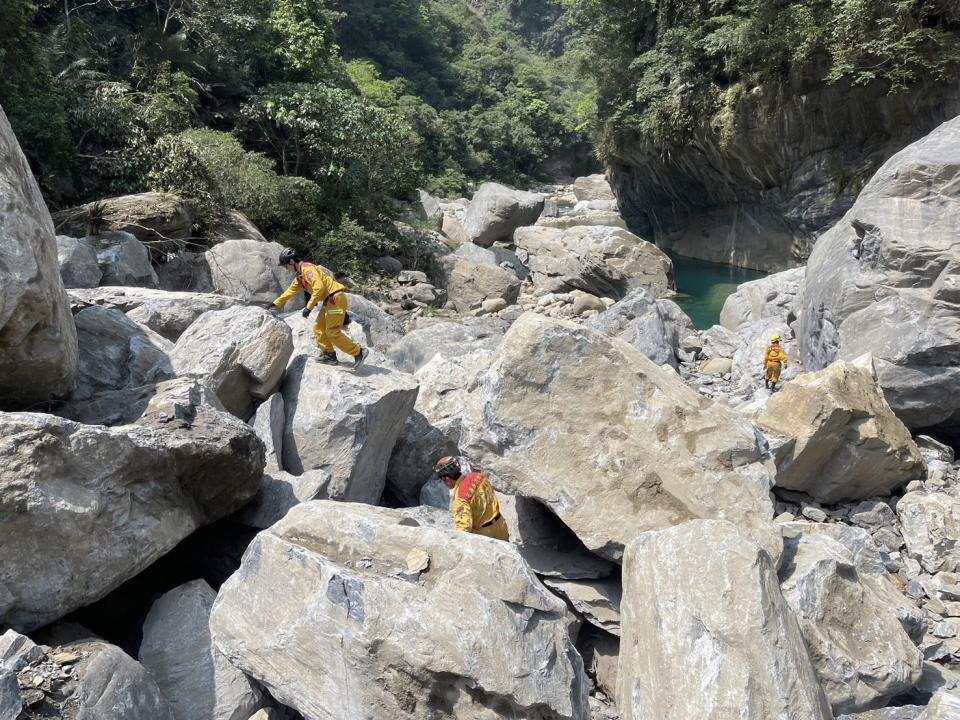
[764,344,788,368]
[451,472,502,533]
[274,262,344,311]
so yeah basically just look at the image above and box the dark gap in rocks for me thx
[57,517,257,656]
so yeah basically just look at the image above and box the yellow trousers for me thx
[474,516,510,542]
[314,293,360,357]
[765,363,783,383]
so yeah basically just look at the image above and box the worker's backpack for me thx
[765,346,782,363]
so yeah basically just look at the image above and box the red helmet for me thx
[434,456,461,479]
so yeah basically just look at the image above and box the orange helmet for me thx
[434,456,461,479]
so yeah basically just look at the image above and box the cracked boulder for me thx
[514,225,674,299]
[463,182,545,247]
[778,522,923,713]
[171,305,293,419]
[210,501,589,720]
[280,356,418,503]
[460,313,779,562]
[0,380,263,631]
[756,354,925,503]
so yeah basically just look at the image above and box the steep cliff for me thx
[610,78,960,271]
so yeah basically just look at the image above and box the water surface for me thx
[669,254,767,330]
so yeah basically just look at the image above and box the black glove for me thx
[301,306,311,318]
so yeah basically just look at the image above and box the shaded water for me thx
[670,253,767,330]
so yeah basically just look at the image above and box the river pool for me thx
[669,254,767,330]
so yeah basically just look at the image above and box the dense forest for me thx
[4,0,958,274]
[0,0,594,270]
[562,0,960,160]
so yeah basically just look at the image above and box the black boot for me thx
[318,351,338,365]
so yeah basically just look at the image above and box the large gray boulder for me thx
[514,225,675,299]
[0,380,264,631]
[206,240,302,307]
[236,468,332,529]
[92,231,159,287]
[460,313,779,562]
[898,492,960,574]
[157,251,214,293]
[206,210,268,244]
[720,267,804,333]
[917,689,960,719]
[451,242,528,280]
[385,320,506,504]
[343,293,404,351]
[280,356,419,502]
[69,286,242,341]
[442,256,521,312]
[585,288,683,367]
[779,522,923,713]
[0,105,79,407]
[249,391,284,472]
[463,182,545,247]
[139,580,263,720]
[69,305,174,402]
[617,520,832,720]
[171,305,293,419]
[52,191,193,254]
[56,235,102,288]
[210,501,590,720]
[15,633,175,719]
[755,354,925,503]
[797,116,960,433]
[573,174,616,202]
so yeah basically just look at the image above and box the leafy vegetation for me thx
[561,0,960,159]
[0,0,594,275]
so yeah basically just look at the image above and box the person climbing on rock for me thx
[271,247,368,369]
[763,334,789,391]
[434,456,509,541]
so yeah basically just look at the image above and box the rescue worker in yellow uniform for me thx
[434,456,509,541]
[272,248,368,369]
[763,335,789,391]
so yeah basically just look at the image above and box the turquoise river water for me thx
[669,253,767,330]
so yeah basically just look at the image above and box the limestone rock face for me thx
[778,522,923,713]
[572,174,616,202]
[442,256,521,312]
[0,105,79,407]
[720,267,804,333]
[171,305,293,419]
[157,251,214,293]
[236,468,333,529]
[898,492,960,574]
[70,306,174,402]
[514,225,674,299]
[460,313,778,562]
[617,520,832,720]
[69,286,241,341]
[206,240,302,307]
[797,116,960,434]
[210,501,590,720]
[249,392,284,472]
[463,182,545,247]
[91,231,159,287]
[0,382,263,631]
[52,191,193,253]
[139,580,263,720]
[56,236,102,288]
[756,355,925,503]
[343,293,405,351]
[585,288,683,367]
[280,356,419,502]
